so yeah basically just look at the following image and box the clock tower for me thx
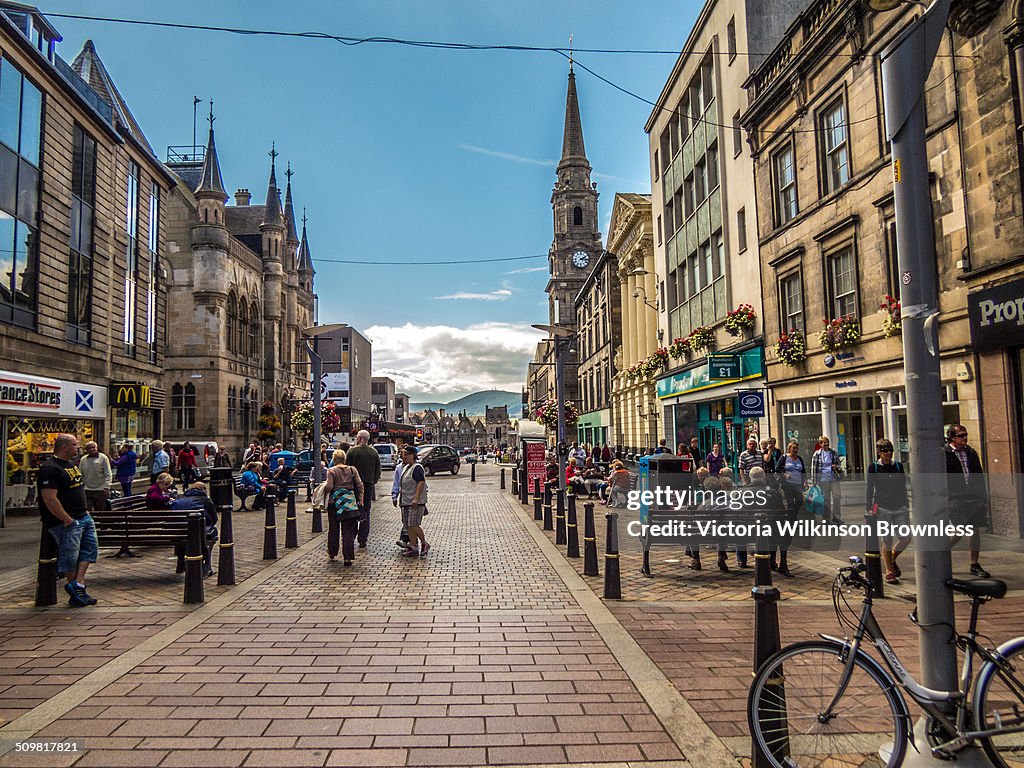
[547,63,602,329]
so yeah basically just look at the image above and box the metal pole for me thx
[306,338,323,485]
[555,338,567,496]
[880,0,957,698]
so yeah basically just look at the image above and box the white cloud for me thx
[504,265,548,275]
[434,289,512,301]
[364,322,547,399]
[459,143,554,167]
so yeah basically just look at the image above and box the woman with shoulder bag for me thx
[771,441,806,576]
[325,449,364,566]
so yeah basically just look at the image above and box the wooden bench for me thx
[234,475,262,510]
[91,495,191,569]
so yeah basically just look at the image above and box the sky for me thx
[44,0,703,401]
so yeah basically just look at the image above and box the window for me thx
[146,182,159,362]
[727,18,737,62]
[737,207,747,252]
[67,125,95,343]
[227,386,236,430]
[820,97,850,194]
[653,149,659,181]
[683,176,694,218]
[573,206,583,226]
[827,247,858,319]
[656,214,662,245]
[733,112,743,157]
[780,272,804,333]
[701,60,714,107]
[707,145,719,192]
[124,160,140,354]
[0,57,42,327]
[172,382,196,431]
[249,302,259,359]
[226,293,237,353]
[237,301,248,356]
[695,159,708,205]
[772,144,798,225]
[885,219,900,301]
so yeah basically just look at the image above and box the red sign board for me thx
[525,441,547,492]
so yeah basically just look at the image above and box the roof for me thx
[168,163,203,192]
[261,154,284,229]
[225,205,267,236]
[195,122,227,201]
[297,217,315,274]
[284,171,299,244]
[70,40,155,157]
[558,69,589,171]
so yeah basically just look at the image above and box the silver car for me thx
[374,443,399,470]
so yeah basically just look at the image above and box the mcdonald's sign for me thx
[110,383,151,407]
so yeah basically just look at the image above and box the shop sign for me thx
[708,355,740,380]
[738,391,766,417]
[657,347,765,399]
[61,382,106,417]
[110,383,152,408]
[0,372,61,414]
[968,277,1024,352]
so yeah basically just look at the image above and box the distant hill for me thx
[411,390,522,418]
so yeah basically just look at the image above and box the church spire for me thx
[283,163,299,246]
[297,208,315,276]
[261,142,284,229]
[195,101,227,202]
[559,66,589,172]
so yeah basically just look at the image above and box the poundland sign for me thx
[968,278,1024,352]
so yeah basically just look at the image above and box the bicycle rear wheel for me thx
[974,637,1024,768]
[749,640,908,768]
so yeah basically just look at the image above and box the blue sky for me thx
[46,1,702,400]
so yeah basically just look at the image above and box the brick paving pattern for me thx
[0,468,693,767]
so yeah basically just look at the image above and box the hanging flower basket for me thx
[290,399,342,440]
[724,303,757,337]
[668,336,691,358]
[535,398,580,428]
[775,330,807,367]
[880,295,901,338]
[688,326,715,354]
[638,348,670,378]
[818,316,861,353]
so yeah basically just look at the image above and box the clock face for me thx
[572,250,590,269]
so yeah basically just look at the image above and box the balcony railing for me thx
[166,146,206,164]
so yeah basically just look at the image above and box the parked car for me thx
[374,443,399,470]
[416,444,461,475]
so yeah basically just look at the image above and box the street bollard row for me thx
[603,511,621,600]
[210,467,236,586]
[583,502,599,576]
[543,480,554,531]
[285,490,299,549]
[566,493,580,558]
[533,478,542,521]
[555,487,566,546]
[183,512,205,604]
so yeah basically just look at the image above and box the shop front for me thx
[108,382,165,457]
[1,370,107,526]
[576,409,610,450]
[656,347,767,469]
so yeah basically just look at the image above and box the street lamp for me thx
[302,323,348,485]
[532,323,574,493]
[630,267,658,311]
[637,402,658,452]
[241,377,251,459]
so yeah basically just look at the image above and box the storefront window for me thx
[4,417,95,511]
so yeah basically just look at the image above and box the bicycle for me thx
[748,556,1024,767]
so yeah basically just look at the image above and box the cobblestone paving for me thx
[0,467,695,767]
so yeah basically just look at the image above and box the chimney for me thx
[439,408,445,419]
[234,188,251,206]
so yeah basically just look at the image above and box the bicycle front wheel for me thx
[749,640,908,768]
[975,636,1024,768]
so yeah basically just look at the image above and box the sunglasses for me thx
[879,447,893,453]
[953,433,968,439]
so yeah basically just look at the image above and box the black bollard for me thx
[311,484,324,534]
[533,478,542,521]
[327,500,340,560]
[603,511,621,599]
[471,461,476,482]
[583,502,599,576]
[864,512,885,599]
[555,487,566,545]
[566,493,580,558]
[305,477,312,503]
[752,514,788,767]
[500,468,506,490]
[210,467,235,586]
[542,481,553,531]
[34,525,58,607]
[183,512,206,604]
[511,467,518,497]
[262,487,278,560]
[520,465,529,505]
[285,489,299,549]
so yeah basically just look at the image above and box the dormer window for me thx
[1,6,60,61]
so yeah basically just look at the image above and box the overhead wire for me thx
[312,254,547,265]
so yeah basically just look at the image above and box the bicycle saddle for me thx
[945,577,1007,599]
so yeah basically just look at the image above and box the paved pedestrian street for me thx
[3,464,1024,768]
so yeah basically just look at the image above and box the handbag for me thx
[804,484,826,516]
[330,486,361,520]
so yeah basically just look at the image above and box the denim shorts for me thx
[49,514,98,576]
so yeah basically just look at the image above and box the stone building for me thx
[484,404,512,447]
[646,0,803,463]
[607,194,657,454]
[741,0,972,476]
[0,5,175,522]
[162,116,316,459]
[574,250,620,449]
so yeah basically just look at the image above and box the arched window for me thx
[249,301,259,360]
[238,302,248,357]
[172,383,195,431]
[226,292,237,353]
[573,206,583,226]
[227,385,236,430]
[183,383,196,430]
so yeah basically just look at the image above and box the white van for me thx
[374,443,399,471]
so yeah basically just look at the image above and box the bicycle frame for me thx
[824,584,1024,757]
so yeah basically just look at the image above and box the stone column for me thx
[876,389,894,444]
[819,396,837,445]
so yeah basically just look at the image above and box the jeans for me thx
[341,518,359,563]
[356,485,375,546]
[49,515,98,576]
[118,478,134,497]
[819,480,840,521]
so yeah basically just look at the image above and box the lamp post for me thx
[241,377,251,460]
[302,323,348,486]
[533,324,574,494]
[638,402,658,452]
